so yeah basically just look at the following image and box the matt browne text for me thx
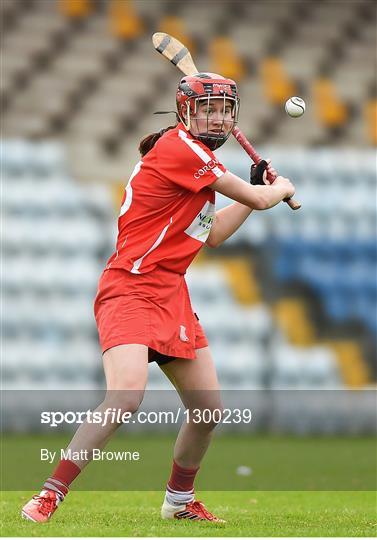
[40,448,140,463]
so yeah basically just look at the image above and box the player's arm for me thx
[209,170,295,211]
[206,162,294,247]
[206,203,252,248]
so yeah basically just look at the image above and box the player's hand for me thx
[273,175,296,199]
[250,159,276,185]
[265,159,277,182]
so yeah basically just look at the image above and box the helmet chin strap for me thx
[195,132,229,151]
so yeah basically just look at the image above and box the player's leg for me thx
[159,346,225,522]
[22,344,149,522]
[67,344,148,467]
[161,346,222,467]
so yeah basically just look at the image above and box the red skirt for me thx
[94,266,208,363]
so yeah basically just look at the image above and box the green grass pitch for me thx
[1,490,376,537]
[1,433,376,536]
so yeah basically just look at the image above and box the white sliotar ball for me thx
[285,96,306,117]
[236,465,252,476]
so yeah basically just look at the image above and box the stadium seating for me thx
[215,146,376,382]
[260,58,296,106]
[313,78,348,131]
[58,0,92,19]
[158,15,196,55]
[108,0,145,40]
[2,141,113,389]
[1,0,376,183]
[364,98,377,145]
[209,36,246,81]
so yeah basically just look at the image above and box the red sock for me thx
[43,459,81,499]
[167,460,199,493]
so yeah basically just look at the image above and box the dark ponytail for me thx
[138,124,177,157]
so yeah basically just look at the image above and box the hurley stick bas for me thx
[152,32,301,211]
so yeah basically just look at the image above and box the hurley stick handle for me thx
[232,127,301,210]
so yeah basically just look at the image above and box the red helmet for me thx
[176,72,240,150]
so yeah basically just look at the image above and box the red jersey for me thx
[105,122,227,275]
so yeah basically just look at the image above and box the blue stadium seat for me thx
[323,289,352,322]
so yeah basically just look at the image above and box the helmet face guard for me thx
[176,73,240,150]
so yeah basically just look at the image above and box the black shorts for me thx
[148,348,176,366]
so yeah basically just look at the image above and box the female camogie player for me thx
[22,73,295,523]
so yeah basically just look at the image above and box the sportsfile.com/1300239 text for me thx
[40,408,253,427]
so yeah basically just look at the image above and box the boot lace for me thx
[189,500,217,521]
[32,494,57,516]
